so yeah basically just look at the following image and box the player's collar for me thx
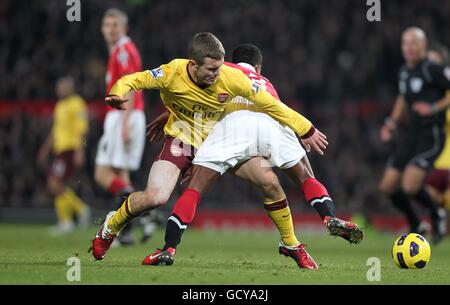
[237,62,256,72]
[186,63,210,90]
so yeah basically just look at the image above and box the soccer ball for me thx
[392,233,431,269]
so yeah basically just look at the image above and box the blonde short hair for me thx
[103,8,128,26]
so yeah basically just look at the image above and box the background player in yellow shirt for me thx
[91,32,327,261]
[38,76,90,234]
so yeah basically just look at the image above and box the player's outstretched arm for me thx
[107,66,170,109]
[239,77,328,154]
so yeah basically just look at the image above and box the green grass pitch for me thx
[0,223,449,284]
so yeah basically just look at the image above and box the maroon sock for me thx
[302,178,336,220]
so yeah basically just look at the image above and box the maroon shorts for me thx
[49,151,75,181]
[155,136,196,172]
[426,168,450,193]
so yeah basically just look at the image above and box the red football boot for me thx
[89,211,118,260]
[278,241,319,269]
[142,247,176,266]
[324,216,364,244]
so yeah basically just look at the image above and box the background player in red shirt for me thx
[94,9,147,245]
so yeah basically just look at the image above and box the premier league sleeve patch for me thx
[150,68,164,79]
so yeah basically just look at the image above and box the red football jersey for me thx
[106,36,144,111]
[224,62,280,100]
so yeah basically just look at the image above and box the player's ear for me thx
[189,59,199,70]
[255,65,262,74]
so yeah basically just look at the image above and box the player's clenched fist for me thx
[301,128,328,155]
[105,95,128,110]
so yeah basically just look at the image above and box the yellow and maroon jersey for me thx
[110,58,312,148]
[52,94,88,154]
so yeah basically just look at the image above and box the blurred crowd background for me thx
[1,0,449,217]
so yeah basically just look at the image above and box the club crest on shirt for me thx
[218,93,229,103]
[410,77,423,93]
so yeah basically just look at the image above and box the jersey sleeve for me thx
[428,64,450,90]
[109,64,171,97]
[234,71,313,137]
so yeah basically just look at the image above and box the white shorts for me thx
[193,110,306,174]
[95,110,146,171]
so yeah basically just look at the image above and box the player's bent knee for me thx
[143,189,170,208]
[260,173,283,198]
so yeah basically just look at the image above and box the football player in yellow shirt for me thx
[38,76,90,234]
[143,44,364,268]
[90,33,327,262]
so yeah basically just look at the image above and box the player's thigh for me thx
[186,164,221,195]
[401,165,428,195]
[379,167,402,194]
[282,157,314,185]
[233,157,285,200]
[145,160,181,202]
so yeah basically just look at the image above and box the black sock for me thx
[163,214,188,250]
[390,190,420,229]
[312,198,336,220]
[414,188,439,219]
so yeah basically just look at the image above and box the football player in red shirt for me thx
[94,9,147,245]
